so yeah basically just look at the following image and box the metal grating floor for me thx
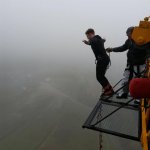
[83,95,141,141]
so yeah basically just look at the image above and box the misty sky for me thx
[0,1,149,149]
[1,0,150,81]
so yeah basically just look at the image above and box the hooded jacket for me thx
[89,35,108,60]
[112,39,150,65]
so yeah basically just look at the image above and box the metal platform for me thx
[82,95,141,141]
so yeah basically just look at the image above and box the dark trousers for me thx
[96,56,110,88]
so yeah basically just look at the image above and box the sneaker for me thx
[101,90,114,99]
[116,93,128,99]
[134,99,140,105]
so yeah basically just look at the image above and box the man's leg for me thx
[96,62,109,87]
[96,60,114,96]
[117,65,132,99]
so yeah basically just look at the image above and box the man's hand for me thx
[82,40,89,45]
[106,48,113,53]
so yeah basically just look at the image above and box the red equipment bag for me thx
[129,78,150,99]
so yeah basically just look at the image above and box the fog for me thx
[0,0,150,150]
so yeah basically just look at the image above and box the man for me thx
[106,27,148,99]
[83,28,114,96]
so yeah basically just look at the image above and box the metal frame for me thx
[82,98,141,141]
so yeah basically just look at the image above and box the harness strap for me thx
[132,65,146,78]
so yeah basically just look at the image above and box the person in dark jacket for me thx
[83,28,114,96]
[106,27,148,99]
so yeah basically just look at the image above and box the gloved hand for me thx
[106,48,113,53]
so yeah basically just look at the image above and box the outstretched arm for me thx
[106,39,130,53]
[82,40,90,45]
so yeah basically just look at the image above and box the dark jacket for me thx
[89,35,108,60]
[112,39,150,65]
